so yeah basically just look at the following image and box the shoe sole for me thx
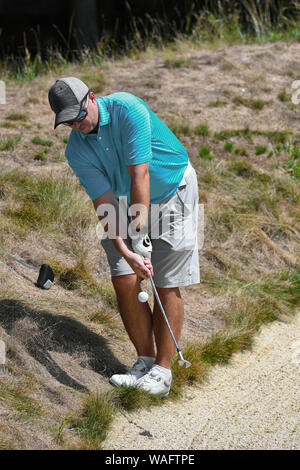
[109,378,138,387]
[109,368,151,388]
[110,381,169,398]
[135,389,169,397]
[109,378,119,387]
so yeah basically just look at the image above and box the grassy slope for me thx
[0,37,299,449]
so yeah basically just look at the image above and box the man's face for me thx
[69,93,99,133]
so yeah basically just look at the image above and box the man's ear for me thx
[89,91,96,101]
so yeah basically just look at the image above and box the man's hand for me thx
[131,233,152,258]
[125,252,153,278]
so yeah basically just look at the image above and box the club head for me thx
[36,264,54,289]
[178,359,192,368]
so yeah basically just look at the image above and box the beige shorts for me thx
[101,163,200,288]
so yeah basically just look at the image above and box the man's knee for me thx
[156,286,181,300]
[111,274,140,296]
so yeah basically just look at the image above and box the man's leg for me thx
[152,286,183,369]
[111,273,156,358]
[134,287,182,397]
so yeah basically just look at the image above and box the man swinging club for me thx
[48,77,200,397]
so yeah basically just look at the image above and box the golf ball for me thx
[138,291,149,303]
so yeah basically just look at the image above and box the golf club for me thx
[0,247,54,289]
[149,276,191,368]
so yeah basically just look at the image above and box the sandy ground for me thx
[103,313,300,450]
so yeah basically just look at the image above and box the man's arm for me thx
[127,162,150,231]
[93,187,152,278]
[93,188,131,256]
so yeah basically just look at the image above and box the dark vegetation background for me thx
[0,0,299,60]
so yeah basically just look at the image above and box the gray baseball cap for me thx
[48,77,89,128]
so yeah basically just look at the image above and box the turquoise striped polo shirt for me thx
[65,92,188,204]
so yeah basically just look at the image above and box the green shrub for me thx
[32,136,53,147]
[199,144,213,159]
[194,122,210,137]
[0,135,21,150]
[224,141,234,152]
[255,145,267,155]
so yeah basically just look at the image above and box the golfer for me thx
[48,77,200,397]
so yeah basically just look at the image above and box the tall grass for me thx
[1,1,299,81]
[71,393,115,450]
[0,169,95,233]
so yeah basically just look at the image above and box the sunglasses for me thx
[63,94,89,126]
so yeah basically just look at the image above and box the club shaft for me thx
[149,276,180,354]
[0,247,38,270]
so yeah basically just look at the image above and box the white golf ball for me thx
[138,291,149,303]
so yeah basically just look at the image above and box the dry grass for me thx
[0,38,300,449]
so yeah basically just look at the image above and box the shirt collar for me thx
[81,97,110,140]
[97,97,110,127]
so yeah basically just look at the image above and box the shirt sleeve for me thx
[66,145,110,201]
[120,98,152,166]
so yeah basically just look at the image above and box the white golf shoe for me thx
[136,365,172,398]
[109,356,155,387]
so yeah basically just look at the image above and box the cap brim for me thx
[54,104,81,129]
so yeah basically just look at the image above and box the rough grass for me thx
[71,265,300,448]
[78,70,106,94]
[0,135,21,151]
[0,29,300,449]
[0,169,95,233]
[31,136,53,147]
[5,113,28,122]
[54,260,117,307]
[71,393,115,450]
[0,385,42,421]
